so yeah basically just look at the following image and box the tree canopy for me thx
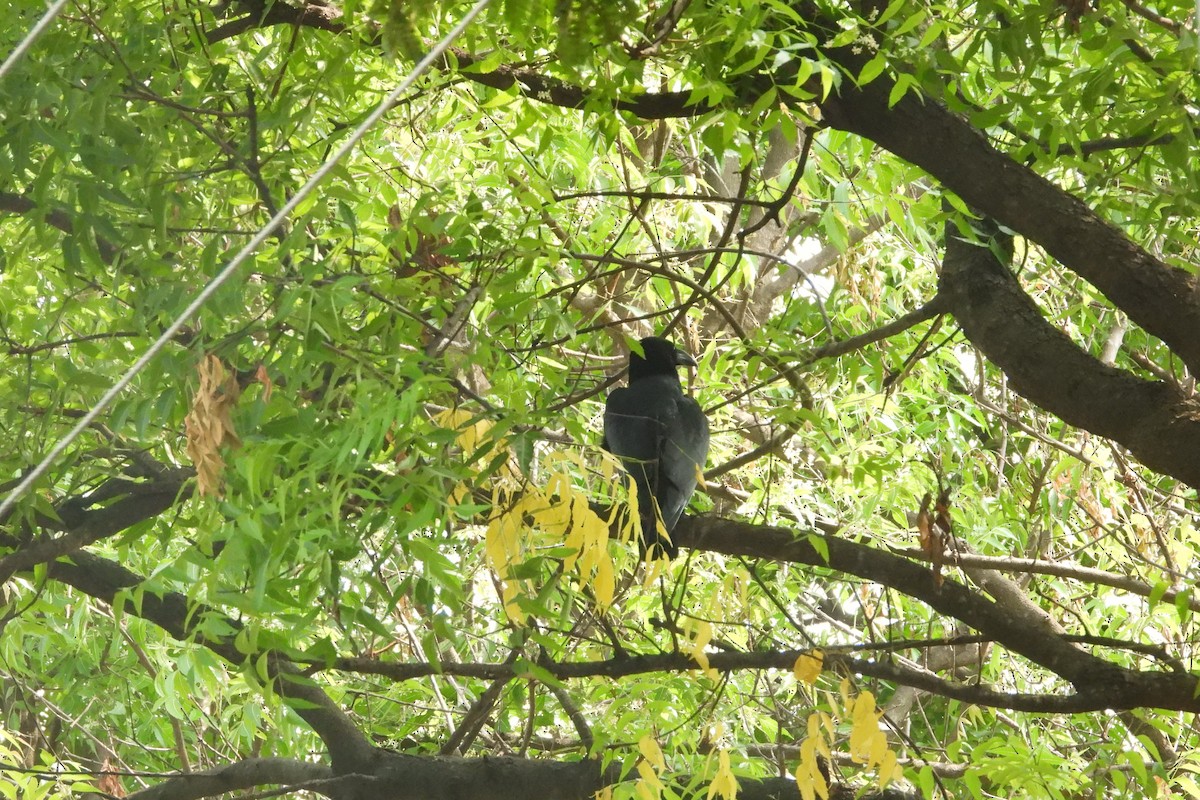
[2,0,1200,798]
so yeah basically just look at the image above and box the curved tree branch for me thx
[0,478,188,585]
[451,24,1200,376]
[205,0,346,43]
[208,1,1200,383]
[23,476,1200,723]
[675,516,1200,712]
[126,758,336,800]
[937,217,1200,489]
[803,26,1200,376]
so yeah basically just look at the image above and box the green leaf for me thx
[858,54,887,85]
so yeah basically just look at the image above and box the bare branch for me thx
[898,547,1200,614]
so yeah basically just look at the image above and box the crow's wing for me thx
[603,375,708,558]
[657,393,710,533]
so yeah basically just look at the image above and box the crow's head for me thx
[628,336,697,381]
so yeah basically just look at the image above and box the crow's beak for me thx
[675,350,698,368]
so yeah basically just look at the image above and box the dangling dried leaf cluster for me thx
[184,355,242,498]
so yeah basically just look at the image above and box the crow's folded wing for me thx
[603,375,709,556]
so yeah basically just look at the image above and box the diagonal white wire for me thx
[0,0,492,521]
[0,0,72,84]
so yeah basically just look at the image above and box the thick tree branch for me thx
[38,480,1195,716]
[937,217,1200,489]
[24,468,1200,723]
[205,0,345,43]
[439,41,1200,379]
[807,34,1200,375]
[676,516,1200,712]
[319,511,1200,715]
[18,486,1187,797]
[213,0,1200,381]
[126,758,336,800]
[340,753,913,800]
[206,0,1198,371]
[0,479,187,585]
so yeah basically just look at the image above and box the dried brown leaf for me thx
[184,355,242,498]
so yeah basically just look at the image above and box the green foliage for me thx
[2,0,1199,798]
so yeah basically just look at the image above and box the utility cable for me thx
[0,0,72,84]
[0,0,493,521]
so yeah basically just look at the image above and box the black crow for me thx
[602,336,710,559]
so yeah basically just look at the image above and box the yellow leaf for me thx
[878,750,901,786]
[868,731,888,765]
[533,496,572,534]
[819,715,834,743]
[840,686,904,783]
[433,408,470,432]
[593,556,615,611]
[839,677,852,708]
[852,691,876,724]
[849,691,883,761]
[500,580,521,620]
[796,735,829,800]
[485,514,516,572]
[638,735,666,772]
[434,408,509,476]
[550,481,618,614]
[546,471,569,499]
[635,762,665,795]
[706,749,738,800]
[682,619,715,677]
[622,474,641,541]
[794,650,824,685]
[597,447,618,480]
[641,554,665,586]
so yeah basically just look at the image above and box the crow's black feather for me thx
[603,336,709,559]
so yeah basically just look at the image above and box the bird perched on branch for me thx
[602,336,710,559]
